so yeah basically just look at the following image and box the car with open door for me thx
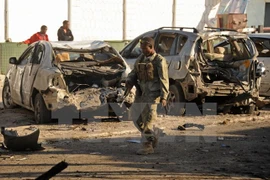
[120,27,265,114]
[2,41,134,123]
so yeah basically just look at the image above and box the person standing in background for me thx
[18,25,49,45]
[57,20,74,41]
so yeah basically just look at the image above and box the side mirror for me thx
[9,57,18,64]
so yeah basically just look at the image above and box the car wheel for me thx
[166,85,186,116]
[34,93,51,124]
[231,104,256,114]
[245,104,256,114]
[2,80,16,109]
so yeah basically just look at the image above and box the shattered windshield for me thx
[202,36,252,62]
[53,46,120,63]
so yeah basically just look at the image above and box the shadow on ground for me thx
[0,127,269,179]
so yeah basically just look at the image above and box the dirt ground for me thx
[0,76,270,180]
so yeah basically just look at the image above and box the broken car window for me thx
[157,34,177,56]
[19,47,35,65]
[252,38,270,57]
[31,45,44,64]
[124,32,156,58]
[203,36,252,62]
[130,41,142,58]
[176,35,187,54]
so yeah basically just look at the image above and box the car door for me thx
[21,43,45,107]
[251,37,270,96]
[121,31,157,69]
[10,46,35,105]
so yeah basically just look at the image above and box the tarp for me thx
[218,0,249,14]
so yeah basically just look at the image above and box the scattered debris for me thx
[177,125,186,130]
[89,152,102,155]
[81,127,87,131]
[178,123,205,130]
[101,118,121,122]
[217,137,224,141]
[201,149,210,153]
[36,161,68,180]
[1,126,43,151]
[221,144,230,148]
[229,151,235,154]
[126,139,141,144]
[17,157,27,161]
[119,145,128,148]
[220,119,231,125]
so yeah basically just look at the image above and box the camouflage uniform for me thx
[127,53,169,144]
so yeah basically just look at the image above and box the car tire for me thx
[245,104,256,115]
[2,80,16,109]
[34,93,51,124]
[166,84,186,116]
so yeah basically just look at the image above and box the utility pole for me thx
[172,0,176,27]
[123,0,127,40]
[68,0,72,28]
[4,0,9,40]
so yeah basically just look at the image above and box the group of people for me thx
[19,20,74,45]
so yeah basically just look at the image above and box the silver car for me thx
[121,27,265,114]
[2,41,133,123]
[249,33,270,97]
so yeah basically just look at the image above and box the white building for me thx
[0,0,269,42]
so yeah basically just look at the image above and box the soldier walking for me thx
[125,37,169,155]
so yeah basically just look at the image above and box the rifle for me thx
[120,87,132,108]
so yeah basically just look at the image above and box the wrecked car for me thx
[2,41,134,123]
[121,27,265,114]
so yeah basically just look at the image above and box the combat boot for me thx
[152,137,158,149]
[136,142,154,155]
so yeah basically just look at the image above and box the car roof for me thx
[142,28,200,41]
[145,28,248,41]
[200,31,249,40]
[35,40,112,51]
[248,33,270,39]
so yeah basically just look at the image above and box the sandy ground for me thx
[0,75,270,180]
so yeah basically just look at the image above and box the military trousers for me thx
[130,96,159,142]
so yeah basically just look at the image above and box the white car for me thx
[249,33,270,97]
[121,27,265,114]
[2,41,133,123]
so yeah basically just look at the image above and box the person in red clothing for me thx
[18,25,49,45]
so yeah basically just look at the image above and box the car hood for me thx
[50,40,111,51]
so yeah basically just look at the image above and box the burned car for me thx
[121,27,264,114]
[2,41,134,123]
